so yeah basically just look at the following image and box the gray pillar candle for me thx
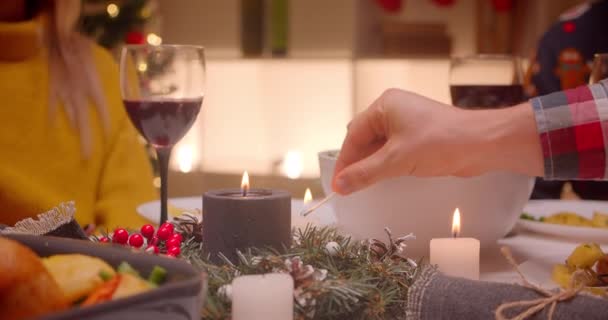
[203,188,291,263]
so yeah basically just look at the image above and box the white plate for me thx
[519,247,608,290]
[518,254,564,289]
[137,196,336,228]
[519,200,608,243]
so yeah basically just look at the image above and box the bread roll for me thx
[0,237,67,320]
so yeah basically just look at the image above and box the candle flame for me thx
[241,171,249,196]
[303,188,313,204]
[452,208,461,238]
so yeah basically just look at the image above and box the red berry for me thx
[113,228,129,244]
[157,227,172,240]
[165,237,181,249]
[99,236,110,243]
[149,236,160,246]
[140,224,155,239]
[169,233,183,243]
[166,253,176,258]
[145,245,160,254]
[128,234,144,248]
[562,21,576,33]
[160,222,174,234]
[167,246,181,256]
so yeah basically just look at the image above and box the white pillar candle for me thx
[292,188,319,230]
[232,273,294,320]
[429,208,480,280]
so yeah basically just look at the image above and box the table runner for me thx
[407,268,608,320]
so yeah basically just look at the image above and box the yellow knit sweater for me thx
[0,18,156,228]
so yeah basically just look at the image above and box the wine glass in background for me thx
[449,55,525,109]
[589,53,608,84]
[120,45,205,225]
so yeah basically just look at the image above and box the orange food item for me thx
[0,237,68,320]
[82,275,122,307]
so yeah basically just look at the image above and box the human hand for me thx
[332,88,542,195]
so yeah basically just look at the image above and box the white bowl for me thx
[319,150,535,257]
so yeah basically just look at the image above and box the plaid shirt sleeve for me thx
[531,79,608,180]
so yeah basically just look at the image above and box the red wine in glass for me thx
[120,44,205,226]
[450,84,524,109]
[124,97,203,148]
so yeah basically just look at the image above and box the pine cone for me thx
[285,256,327,311]
[369,239,389,261]
[285,256,327,286]
[368,230,416,262]
[173,212,203,242]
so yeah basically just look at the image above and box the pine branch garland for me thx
[174,217,427,320]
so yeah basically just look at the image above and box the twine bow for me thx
[495,246,596,320]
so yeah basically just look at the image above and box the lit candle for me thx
[203,172,291,263]
[430,208,480,280]
[232,273,294,320]
[241,171,249,196]
[304,188,312,204]
[292,188,318,230]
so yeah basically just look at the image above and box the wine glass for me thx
[589,53,608,84]
[120,45,205,225]
[449,54,524,109]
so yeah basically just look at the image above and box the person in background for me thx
[524,0,608,200]
[0,0,156,228]
[331,80,608,196]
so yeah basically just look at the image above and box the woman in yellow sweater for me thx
[0,0,156,228]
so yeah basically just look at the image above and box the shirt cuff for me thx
[531,82,608,181]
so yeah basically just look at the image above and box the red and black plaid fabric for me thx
[532,79,608,180]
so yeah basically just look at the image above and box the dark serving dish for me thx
[4,234,205,320]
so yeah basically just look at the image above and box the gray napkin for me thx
[0,201,88,240]
[407,268,608,320]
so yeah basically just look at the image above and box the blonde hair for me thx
[45,0,109,157]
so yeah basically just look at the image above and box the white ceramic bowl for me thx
[319,150,535,257]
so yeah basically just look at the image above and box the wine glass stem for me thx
[157,147,172,225]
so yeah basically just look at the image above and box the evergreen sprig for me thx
[177,222,426,320]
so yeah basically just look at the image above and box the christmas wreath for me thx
[99,213,424,320]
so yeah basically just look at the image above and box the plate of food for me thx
[1,234,204,320]
[519,243,608,294]
[518,200,608,243]
[137,196,336,228]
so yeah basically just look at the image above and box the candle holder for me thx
[203,188,291,263]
